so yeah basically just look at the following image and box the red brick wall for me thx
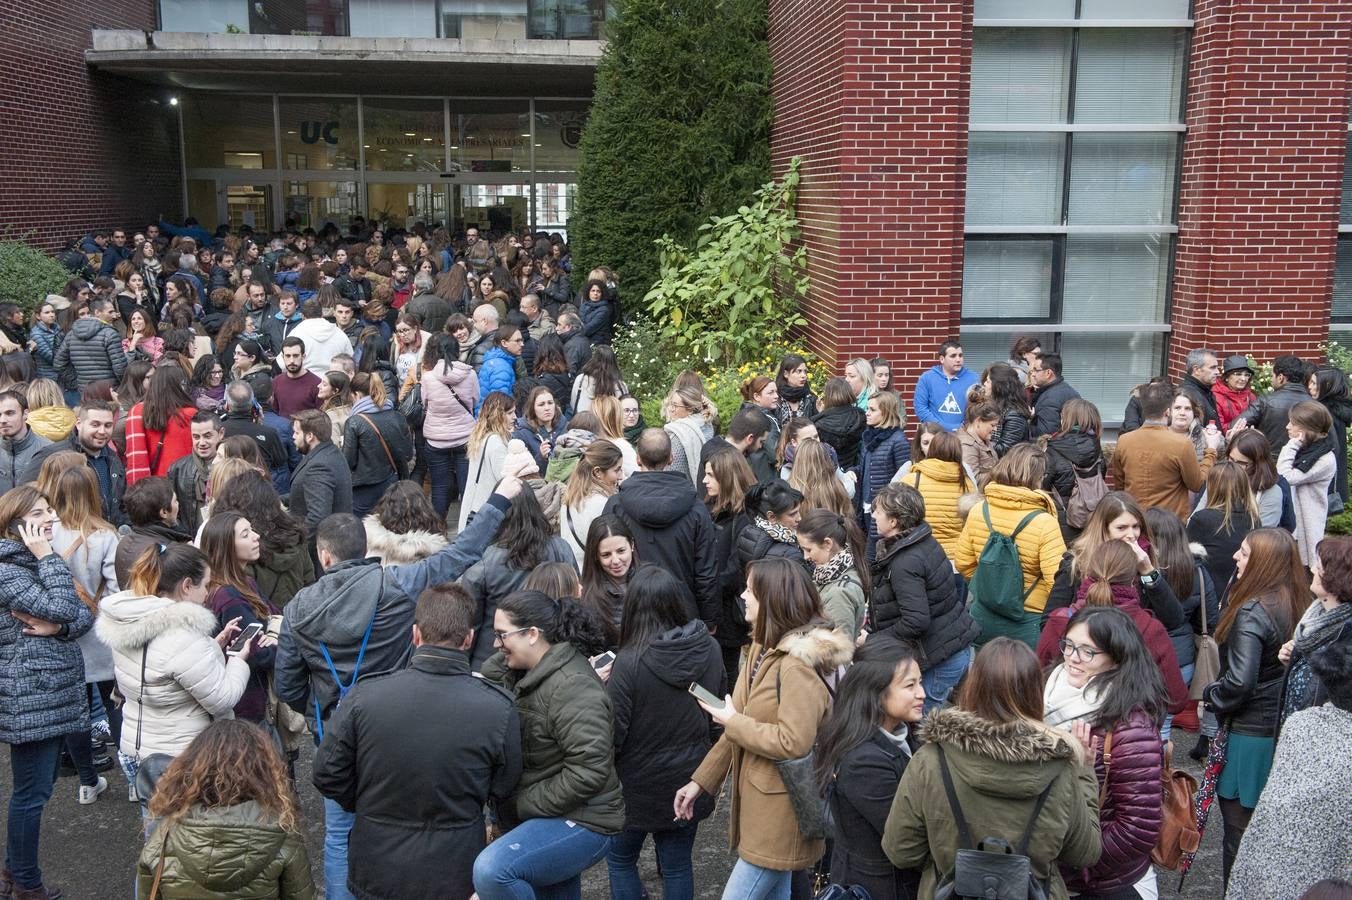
[770,0,970,387]
[0,0,182,252]
[1167,0,1351,374]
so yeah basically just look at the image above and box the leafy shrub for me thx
[0,239,73,312]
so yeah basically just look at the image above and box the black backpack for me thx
[933,745,1053,900]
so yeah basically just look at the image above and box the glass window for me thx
[1067,133,1176,225]
[534,99,590,172]
[966,133,1065,226]
[450,0,528,39]
[1059,332,1166,419]
[348,0,437,36]
[363,99,446,172]
[448,100,531,172]
[529,0,608,38]
[1074,29,1185,123]
[368,184,449,231]
[959,331,1056,377]
[1341,142,1352,225]
[961,239,1054,319]
[1334,237,1352,321]
[1080,0,1189,18]
[161,0,249,33]
[533,181,577,237]
[278,98,359,170]
[457,183,530,233]
[183,95,275,169]
[286,181,360,230]
[186,179,220,232]
[974,0,1074,17]
[971,29,1070,123]
[1061,235,1170,324]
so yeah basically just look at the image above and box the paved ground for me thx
[4,730,1225,899]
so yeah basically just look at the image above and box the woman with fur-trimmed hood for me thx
[676,557,854,897]
[362,480,448,566]
[883,638,1102,900]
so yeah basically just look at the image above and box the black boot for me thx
[1189,734,1210,762]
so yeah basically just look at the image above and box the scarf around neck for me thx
[1294,600,1352,656]
[756,516,798,545]
[1043,664,1108,729]
[780,382,810,403]
[812,548,855,587]
[1292,433,1337,473]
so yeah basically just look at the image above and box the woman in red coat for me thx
[1044,605,1169,898]
[123,364,198,484]
[1037,540,1188,715]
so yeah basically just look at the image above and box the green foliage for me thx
[1327,508,1352,536]
[1323,340,1352,377]
[0,239,74,313]
[1245,356,1275,395]
[643,159,809,368]
[571,0,772,301]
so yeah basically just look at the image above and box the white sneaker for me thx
[90,719,112,743]
[78,776,108,805]
[127,782,139,803]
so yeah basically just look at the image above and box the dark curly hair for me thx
[370,481,444,535]
[210,472,307,563]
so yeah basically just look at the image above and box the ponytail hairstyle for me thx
[1080,540,1139,607]
[562,439,623,510]
[740,375,774,404]
[797,508,871,594]
[128,543,209,598]
[350,371,386,409]
[925,431,973,493]
[815,641,919,789]
[1200,460,1260,532]
[777,416,815,470]
[1063,606,1169,729]
[497,589,607,657]
[199,513,268,618]
[744,479,804,522]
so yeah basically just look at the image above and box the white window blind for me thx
[971,29,1071,123]
[962,240,1055,319]
[974,0,1074,18]
[1074,29,1185,123]
[1059,332,1165,420]
[1080,0,1189,19]
[1061,235,1170,324]
[1341,143,1352,225]
[1067,133,1175,225]
[1334,239,1352,319]
[966,133,1065,225]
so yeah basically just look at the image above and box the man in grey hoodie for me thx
[54,299,128,386]
[0,391,51,492]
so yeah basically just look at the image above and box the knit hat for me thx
[1222,355,1252,376]
[502,438,540,478]
[44,293,71,311]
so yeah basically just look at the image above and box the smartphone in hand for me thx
[228,622,264,654]
[591,651,616,671]
[688,682,723,707]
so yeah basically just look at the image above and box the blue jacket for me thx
[262,409,302,495]
[478,347,517,403]
[511,416,570,469]
[275,269,300,292]
[914,365,979,432]
[99,245,132,277]
[0,542,95,743]
[580,297,617,345]
[30,322,62,381]
[158,220,213,246]
[856,426,911,554]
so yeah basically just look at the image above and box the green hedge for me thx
[0,240,73,312]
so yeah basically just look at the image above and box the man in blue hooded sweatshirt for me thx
[914,341,980,432]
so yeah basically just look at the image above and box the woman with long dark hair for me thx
[1188,461,1261,594]
[462,488,576,667]
[513,385,569,470]
[1308,365,1352,509]
[200,512,279,723]
[983,362,1032,457]
[189,354,226,413]
[571,345,627,415]
[813,377,866,472]
[704,446,757,683]
[343,371,414,517]
[124,363,198,483]
[797,508,870,637]
[676,558,852,900]
[475,591,622,900]
[420,332,478,519]
[319,369,354,448]
[605,566,722,900]
[816,643,925,900]
[209,471,314,608]
[139,721,313,898]
[532,333,574,415]
[1042,605,1168,898]
[1203,527,1310,886]
[1224,429,1295,530]
[774,354,817,425]
[578,513,636,649]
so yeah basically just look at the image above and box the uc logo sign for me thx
[300,122,340,145]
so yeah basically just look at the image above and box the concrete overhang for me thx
[87,30,600,95]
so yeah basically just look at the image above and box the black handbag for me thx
[773,669,833,841]
[932,746,1053,900]
[398,379,425,430]
[133,645,174,802]
[815,885,872,900]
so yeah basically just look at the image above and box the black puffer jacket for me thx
[735,520,808,572]
[54,317,128,385]
[1318,395,1352,503]
[1030,376,1081,438]
[711,508,752,650]
[607,621,723,832]
[1042,432,1105,506]
[1238,383,1311,454]
[866,523,980,669]
[603,471,720,630]
[991,408,1031,458]
[1203,598,1290,737]
[813,404,866,471]
[342,407,413,486]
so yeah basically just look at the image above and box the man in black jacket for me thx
[221,380,289,476]
[557,312,592,376]
[1029,351,1081,438]
[1179,347,1221,428]
[21,401,124,525]
[312,582,522,900]
[1237,354,1313,455]
[603,428,721,633]
[288,410,353,532]
[334,259,372,307]
[165,411,222,534]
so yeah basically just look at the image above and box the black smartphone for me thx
[228,622,264,654]
[591,651,616,670]
[688,682,723,707]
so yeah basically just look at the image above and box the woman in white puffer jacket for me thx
[96,542,256,764]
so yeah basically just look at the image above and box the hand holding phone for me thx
[591,651,616,671]
[228,622,264,655]
[688,682,723,708]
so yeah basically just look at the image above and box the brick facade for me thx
[0,0,182,252]
[771,0,1352,391]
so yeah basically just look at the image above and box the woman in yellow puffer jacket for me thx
[953,444,1065,649]
[25,379,76,442]
[896,431,974,561]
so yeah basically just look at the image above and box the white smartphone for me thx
[228,622,264,654]
[591,651,616,671]
[688,682,723,707]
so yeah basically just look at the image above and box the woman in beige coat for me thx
[675,557,853,899]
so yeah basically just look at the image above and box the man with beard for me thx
[165,411,223,533]
[22,401,124,525]
[272,336,322,417]
[288,409,352,533]
[0,390,51,492]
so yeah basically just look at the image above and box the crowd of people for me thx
[0,220,1345,900]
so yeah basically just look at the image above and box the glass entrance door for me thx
[367,182,450,231]
[223,184,273,231]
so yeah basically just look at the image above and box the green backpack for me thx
[968,504,1044,621]
[545,446,583,483]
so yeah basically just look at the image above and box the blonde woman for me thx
[458,392,515,532]
[24,378,76,442]
[789,438,854,517]
[590,395,638,476]
[664,383,713,483]
[845,358,876,412]
[560,440,626,566]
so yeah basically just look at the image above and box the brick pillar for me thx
[769,0,970,386]
[1169,0,1352,374]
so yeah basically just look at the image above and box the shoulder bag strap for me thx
[565,505,584,548]
[935,745,977,851]
[356,413,398,474]
[136,644,148,755]
[1016,774,1057,856]
[912,469,922,489]
[1196,565,1208,633]
[147,827,170,900]
[1098,731,1113,809]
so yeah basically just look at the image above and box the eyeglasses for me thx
[622,408,640,417]
[493,626,531,643]
[1058,638,1100,663]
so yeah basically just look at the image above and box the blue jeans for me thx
[722,858,792,900]
[473,817,613,900]
[922,645,973,716]
[1161,662,1195,743]
[425,442,469,520]
[323,796,356,900]
[606,825,698,900]
[351,475,397,518]
[7,737,62,889]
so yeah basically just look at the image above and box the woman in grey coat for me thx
[0,485,96,899]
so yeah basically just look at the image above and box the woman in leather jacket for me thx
[1202,527,1309,888]
[983,363,1032,458]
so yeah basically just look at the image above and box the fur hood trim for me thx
[95,591,220,652]
[1189,542,1208,560]
[920,707,1079,765]
[362,516,448,566]
[778,625,855,671]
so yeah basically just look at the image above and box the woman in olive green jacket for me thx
[476,589,625,900]
[138,720,314,900]
[882,638,1102,900]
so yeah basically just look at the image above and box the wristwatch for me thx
[1139,569,1161,588]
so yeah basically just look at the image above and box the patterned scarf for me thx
[812,549,855,588]
[756,516,798,545]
